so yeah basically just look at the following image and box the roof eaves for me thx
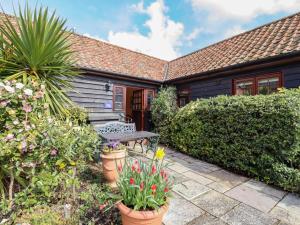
[165,50,300,83]
[80,67,163,84]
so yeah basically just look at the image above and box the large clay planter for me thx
[100,150,126,187]
[117,201,168,225]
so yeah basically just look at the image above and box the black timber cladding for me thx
[67,73,159,124]
[176,62,300,100]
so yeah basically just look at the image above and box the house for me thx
[1,12,300,130]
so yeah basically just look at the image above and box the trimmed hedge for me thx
[170,89,300,192]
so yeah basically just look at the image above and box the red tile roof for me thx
[1,12,300,82]
[167,12,300,80]
[70,34,167,81]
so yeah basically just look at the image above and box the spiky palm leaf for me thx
[0,5,78,116]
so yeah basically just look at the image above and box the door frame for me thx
[114,84,155,130]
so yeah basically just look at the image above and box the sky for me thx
[1,0,300,60]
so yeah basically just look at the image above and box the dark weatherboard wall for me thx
[176,62,300,100]
[67,73,158,125]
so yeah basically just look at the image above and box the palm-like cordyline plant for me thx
[0,5,78,116]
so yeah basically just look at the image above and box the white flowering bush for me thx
[0,80,100,214]
[0,80,46,210]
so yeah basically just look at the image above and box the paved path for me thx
[130,147,300,225]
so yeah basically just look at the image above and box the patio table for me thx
[99,131,160,153]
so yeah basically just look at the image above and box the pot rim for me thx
[117,201,169,220]
[100,150,126,158]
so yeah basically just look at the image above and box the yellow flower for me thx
[155,148,165,160]
[8,110,16,115]
[59,162,66,169]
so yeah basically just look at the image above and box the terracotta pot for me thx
[117,201,169,225]
[100,150,126,187]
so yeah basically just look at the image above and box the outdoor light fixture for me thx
[105,80,112,92]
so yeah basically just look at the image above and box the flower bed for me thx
[0,80,104,223]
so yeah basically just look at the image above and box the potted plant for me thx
[116,147,173,225]
[100,141,127,187]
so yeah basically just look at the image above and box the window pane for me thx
[179,98,186,107]
[236,80,254,95]
[147,90,154,106]
[115,95,123,102]
[258,77,279,95]
[115,87,123,95]
[114,102,123,110]
[114,86,124,111]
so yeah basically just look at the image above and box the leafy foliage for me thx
[66,106,88,125]
[117,148,173,210]
[15,205,68,225]
[151,86,178,144]
[0,5,78,116]
[76,184,120,225]
[0,80,101,215]
[170,89,300,192]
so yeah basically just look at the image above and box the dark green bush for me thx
[151,86,178,144]
[170,88,300,192]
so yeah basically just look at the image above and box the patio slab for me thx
[270,193,300,225]
[173,180,211,200]
[166,168,190,184]
[192,190,239,217]
[187,213,228,225]
[225,183,280,213]
[270,206,300,225]
[208,181,234,193]
[202,169,249,185]
[244,179,286,199]
[168,162,190,173]
[277,193,300,214]
[221,203,278,225]
[182,171,214,185]
[163,193,204,225]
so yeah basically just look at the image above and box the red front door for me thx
[131,89,155,131]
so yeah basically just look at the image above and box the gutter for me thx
[165,51,300,84]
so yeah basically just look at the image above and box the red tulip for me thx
[160,170,164,177]
[140,182,144,190]
[130,177,135,185]
[151,165,156,174]
[164,173,168,181]
[132,165,136,172]
[151,184,157,193]
[164,187,169,193]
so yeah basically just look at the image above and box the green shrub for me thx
[170,88,300,192]
[66,106,88,125]
[151,86,178,144]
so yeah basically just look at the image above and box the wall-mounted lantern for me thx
[105,80,112,92]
